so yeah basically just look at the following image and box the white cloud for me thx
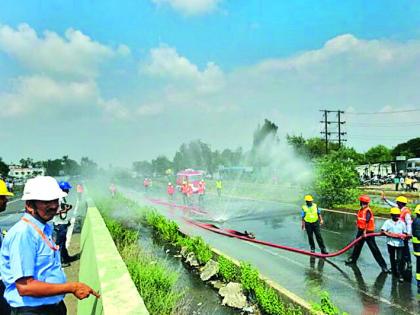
[142,46,225,94]
[152,0,221,16]
[0,75,98,117]
[0,24,126,78]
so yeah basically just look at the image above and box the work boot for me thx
[381,267,391,274]
[321,249,329,255]
[345,258,355,265]
[310,249,315,253]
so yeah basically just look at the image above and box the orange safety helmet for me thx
[359,195,371,203]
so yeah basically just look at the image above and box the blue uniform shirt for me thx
[0,213,66,307]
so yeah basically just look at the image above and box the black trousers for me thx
[305,221,326,251]
[55,224,70,262]
[387,245,404,276]
[416,255,420,287]
[402,239,411,265]
[11,301,66,315]
[350,229,387,268]
[0,280,10,315]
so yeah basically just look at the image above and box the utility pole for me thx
[320,110,329,154]
[337,110,345,147]
[320,110,346,153]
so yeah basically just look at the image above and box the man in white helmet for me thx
[0,176,99,315]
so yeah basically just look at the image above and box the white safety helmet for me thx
[22,176,67,201]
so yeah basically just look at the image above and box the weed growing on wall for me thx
[146,210,213,264]
[218,255,240,282]
[312,291,348,315]
[239,262,260,292]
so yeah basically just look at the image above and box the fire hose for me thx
[185,220,385,258]
[147,198,208,215]
[147,197,386,258]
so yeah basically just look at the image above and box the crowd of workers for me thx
[302,193,420,292]
[393,174,419,192]
[0,177,98,315]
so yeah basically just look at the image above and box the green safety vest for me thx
[302,203,319,223]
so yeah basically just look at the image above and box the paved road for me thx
[121,186,420,315]
[0,198,25,231]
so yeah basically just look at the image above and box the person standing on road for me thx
[143,178,150,193]
[76,184,84,202]
[381,193,412,270]
[0,176,99,315]
[215,179,223,198]
[53,181,73,267]
[167,183,174,201]
[109,183,116,198]
[345,195,390,273]
[198,180,206,205]
[394,175,400,191]
[181,180,188,205]
[300,195,328,254]
[411,205,420,293]
[381,208,408,283]
[0,179,14,314]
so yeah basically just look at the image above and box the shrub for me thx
[190,236,213,264]
[313,151,361,208]
[312,291,348,315]
[255,283,288,315]
[146,211,180,243]
[218,255,240,282]
[240,262,260,292]
[146,211,213,264]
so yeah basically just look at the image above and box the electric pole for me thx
[320,110,346,154]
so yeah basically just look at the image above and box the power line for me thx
[348,123,420,128]
[346,109,420,115]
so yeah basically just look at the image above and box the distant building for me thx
[8,165,45,179]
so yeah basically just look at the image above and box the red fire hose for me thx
[147,198,208,215]
[147,197,385,258]
[186,220,384,258]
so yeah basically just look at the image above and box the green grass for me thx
[311,291,348,315]
[94,194,183,315]
[334,202,417,216]
[145,210,213,265]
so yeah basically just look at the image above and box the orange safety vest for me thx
[181,184,188,194]
[167,186,174,195]
[357,207,375,231]
[198,182,205,194]
[400,206,411,223]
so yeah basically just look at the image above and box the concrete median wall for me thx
[77,206,149,315]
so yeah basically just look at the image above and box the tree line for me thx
[0,156,98,178]
[132,119,419,177]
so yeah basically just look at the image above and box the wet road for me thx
[122,186,420,315]
[0,198,25,231]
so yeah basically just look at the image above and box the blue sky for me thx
[1,0,420,166]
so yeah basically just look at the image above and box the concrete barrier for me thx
[77,206,149,315]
